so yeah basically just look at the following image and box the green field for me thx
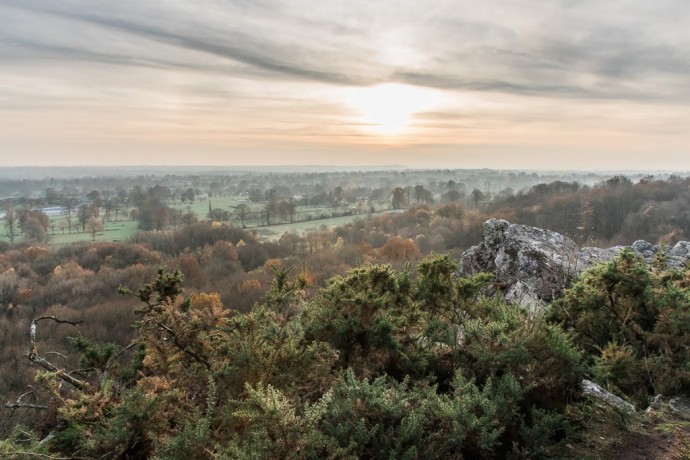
[174,195,391,240]
[0,216,141,246]
[174,195,374,227]
[1,196,393,245]
[48,219,141,245]
[174,196,250,220]
[253,213,369,240]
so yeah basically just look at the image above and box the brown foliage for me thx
[378,236,420,262]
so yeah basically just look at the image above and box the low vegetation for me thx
[1,247,689,458]
[1,256,583,458]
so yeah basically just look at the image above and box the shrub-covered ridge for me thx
[2,254,591,459]
[5,248,690,458]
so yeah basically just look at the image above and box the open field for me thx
[44,219,140,245]
[0,204,395,245]
[253,212,374,240]
[173,195,382,225]
[173,196,248,219]
[171,195,392,240]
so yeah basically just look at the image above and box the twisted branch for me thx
[5,388,47,411]
[27,315,86,390]
[100,341,138,389]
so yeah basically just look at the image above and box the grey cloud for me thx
[397,13,690,103]
[4,37,185,71]
[0,1,373,85]
[541,38,690,80]
[395,71,591,97]
[1,35,307,83]
[394,69,688,104]
[2,0,690,103]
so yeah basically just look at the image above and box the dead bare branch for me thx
[25,315,86,390]
[5,451,89,460]
[158,323,211,369]
[45,351,68,360]
[4,402,48,410]
[100,341,138,389]
[104,341,138,373]
[17,388,38,402]
[32,316,83,327]
[100,342,138,389]
[67,368,97,378]
[5,388,47,411]
[30,316,82,349]
[27,353,87,390]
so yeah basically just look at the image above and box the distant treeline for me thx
[486,175,690,245]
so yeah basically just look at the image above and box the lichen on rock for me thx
[461,219,690,309]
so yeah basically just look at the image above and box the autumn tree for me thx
[85,216,104,241]
[378,236,420,262]
[414,184,433,204]
[208,207,231,221]
[21,217,48,243]
[134,187,173,231]
[44,187,62,205]
[441,189,464,203]
[62,196,77,234]
[181,210,198,225]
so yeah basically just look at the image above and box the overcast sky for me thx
[1,0,690,169]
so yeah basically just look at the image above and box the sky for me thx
[1,0,690,170]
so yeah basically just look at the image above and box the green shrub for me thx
[550,249,690,403]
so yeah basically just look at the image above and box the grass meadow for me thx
[1,195,394,245]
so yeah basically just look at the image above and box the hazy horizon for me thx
[2,1,690,170]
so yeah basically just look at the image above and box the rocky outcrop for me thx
[646,395,690,420]
[461,219,581,308]
[461,219,690,308]
[581,379,636,413]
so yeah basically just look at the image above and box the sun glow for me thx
[343,83,442,136]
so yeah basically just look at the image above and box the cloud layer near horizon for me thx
[1,0,690,169]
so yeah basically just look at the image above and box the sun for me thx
[343,83,441,136]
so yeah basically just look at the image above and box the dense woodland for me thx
[1,169,690,458]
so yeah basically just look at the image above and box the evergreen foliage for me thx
[0,254,611,458]
[551,249,690,404]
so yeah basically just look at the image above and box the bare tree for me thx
[233,203,250,228]
[63,197,77,234]
[85,216,104,241]
[2,201,18,243]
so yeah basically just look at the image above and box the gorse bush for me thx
[550,249,690,404]
[2,255,589,458]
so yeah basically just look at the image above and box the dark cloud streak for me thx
[3,0,690,103]
[393,70,688,104]
[0,1,371,85]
